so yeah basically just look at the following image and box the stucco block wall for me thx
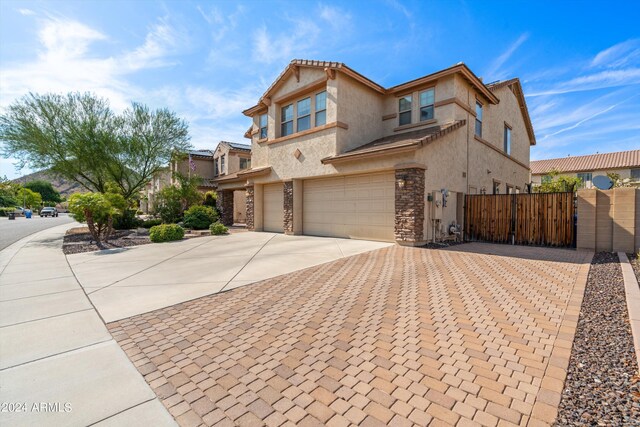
[532,168,634,186]
[577,188,639,252]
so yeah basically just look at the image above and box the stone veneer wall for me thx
[283,181,294,234]
[245,185,254,231]
[219,190,234,226]
[394,168,425,244]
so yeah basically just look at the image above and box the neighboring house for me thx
[239,59,534,245]
[172,149,217,191]
[531,149,640,188]
[140,167,171,214]
[212,141,252,224]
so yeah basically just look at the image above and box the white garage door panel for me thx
[263,183,284,233]
[303,172,395,241]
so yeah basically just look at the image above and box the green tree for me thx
[24,180,61,204]
[0,176,19,207]
[153,173,203,223]
[0,92,191,200]
[535,169,582,193]
[68,192,126,247]
[17,187,42,208]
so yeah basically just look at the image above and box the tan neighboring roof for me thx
[487,78,536,146]
[530,149,640,175]
[322,120,466,164]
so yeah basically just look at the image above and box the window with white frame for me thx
[259,114,268,139]
[475,102,483,137]
[297,97,311,132]
[315,91,327,126]
[398,95,412,126]
[281,104,294,136]
[214,158,219,176]
[504,124,511,155]
[493,180,500,194]
[577,172,592,188]
[220,155,225,175]
[419,89,435,121]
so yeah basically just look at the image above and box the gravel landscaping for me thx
[62,226,151,254]
[555,252,640,426]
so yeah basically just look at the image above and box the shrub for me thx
[68,192,126,246]
[142,218,162,229]
[210,222,229,235]
[113,209,143,230]
[154,186,183,224]
[0,207,14,217]
[183,205,219,230]
[203,191,217,207]
[149,224,184,243]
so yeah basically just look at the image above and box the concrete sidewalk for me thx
[67,232,392,323]
[0,223,175,427]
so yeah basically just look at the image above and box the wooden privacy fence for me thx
[464,192,575,247]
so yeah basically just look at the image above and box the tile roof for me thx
[322,120,465,164]
[530,149,640,174]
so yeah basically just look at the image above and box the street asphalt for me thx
[0,213,75,251]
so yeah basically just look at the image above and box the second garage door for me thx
[263,183,284,233]
[303,172,395,241]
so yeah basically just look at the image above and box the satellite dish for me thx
[592,175,613,190]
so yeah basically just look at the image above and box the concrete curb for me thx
[618,252,640,372]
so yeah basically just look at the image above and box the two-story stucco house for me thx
[240,59,535,245]
[212,141,252,225]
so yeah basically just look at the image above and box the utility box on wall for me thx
[431,191,443,221]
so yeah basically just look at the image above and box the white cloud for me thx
[528,68,640,96]
[38,17,106,60]
[591,38,640,69]
[17,8,35,16]
[198,4,245,42]
[318,4,351,31]
[252,18,320,64]
[122,17,189,71]
[485,33,529,81]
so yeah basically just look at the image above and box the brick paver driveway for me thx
[109,243,591,426]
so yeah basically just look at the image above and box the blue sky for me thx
[1,0,639,179]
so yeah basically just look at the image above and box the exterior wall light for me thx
[397,175,407,189]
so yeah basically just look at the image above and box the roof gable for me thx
[487,78,536,146]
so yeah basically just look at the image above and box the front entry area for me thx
[302,172,395,241]
[263,183,284,233]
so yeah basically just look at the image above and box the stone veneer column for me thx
[394,167,425,245]
[283,181,294,234]
[245,185,254,231]
[219,190,234,226]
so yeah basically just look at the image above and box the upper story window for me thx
[503,124,511,155]
[297,97,311,132]
[492,180,500,194]
[240,157,250,170]
[259,114,268,139]
[475,102,483,137]
[220,154,226,175]
[214,158,219,176]
[281,104,294,137]
[631,168,640,180]
[398,95,412,126]
[419,89,435,121]
[315,91,327,126]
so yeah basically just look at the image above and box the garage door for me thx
[263,183,284,233]
[303,172,395,241]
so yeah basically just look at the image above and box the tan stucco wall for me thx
[577,188,638,252]
[175,157,215,180]
[233,190,247,223]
